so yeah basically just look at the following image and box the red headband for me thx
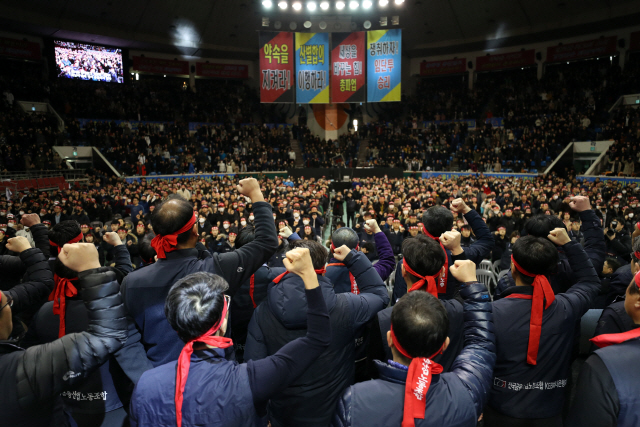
[330,242,359,252]
[49,232,84,254]
[49,275,78,338]
[151,214,197,259]
[272,268,327,284]
[510,255,555,365]
[390,325,444,427]
[326,262,359,294]
[175,298,232,427]
[421,225,448,294]
[403,259,441,298]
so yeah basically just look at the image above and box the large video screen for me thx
[54,40,123,83]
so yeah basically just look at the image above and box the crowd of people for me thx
[1,170,640,426]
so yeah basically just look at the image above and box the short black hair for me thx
[151,195,194,245]
[402,235,446,282]
[511,235,559,285]
[523,214,566,238]
[461,224,472,231]
[422,206,453,237]
[604,257,621,272]
[165,272,229,342]
[49,220,83,259]
[139,233,157,265]
[331,227,359,249]
[391,291,449,358]
[236,224,256,249]
[289,240,326,270]
[362,242,375,253]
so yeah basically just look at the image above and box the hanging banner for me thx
[295,32,330,104]
[420,58,466,76]
[367,29,402,102]
[196,62,248,79]
[0,37,41,60]
[630,31,640,52]
[132,56,189,75]
[546,36,617,63]
[331,32,366,103]
[260,31,295,103]
[475,50,535,71]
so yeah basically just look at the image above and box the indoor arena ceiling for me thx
[1,0,640,60]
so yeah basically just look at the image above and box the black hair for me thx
[461,224,472,231]
[523,214,566,238]
[422,206,453,237]
[511,235,559,285]
[362,242,375,253]
[289,240,327,270]
[331,227,359,249]
[151,195,195,245]
[401,235,446,283]
[604,257,621,272]
[139,233,157,265]
[236,224,256,249]
[165,272,229,342]
[49,221,83,259]
[391,291,449,358]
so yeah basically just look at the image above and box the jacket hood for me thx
[267,274,337,329]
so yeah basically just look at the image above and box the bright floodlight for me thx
[292,1,302,10]
[320,1,330,9]
[278,1,288,9]
[363,0,372,8]
[379,0,389,5]
[336,1,345,9]
[308,1,317,11]
[349,1,359,9]
[394,0,403,4]
[263,0,273,8]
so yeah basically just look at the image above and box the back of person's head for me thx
[165,272,229,343]
[361,242,375,254]
[391,291,449,358]
[401,235,446,279]
[236,224,255,249]
[289,239,326,270]
[422,206,453,237]
[49,221,83,257]
[523,214,566,238]
[604,257,621,274]
[151,195,194,245]
[331,227,359,250]
[139,233,157,265]
[512,235,559,285]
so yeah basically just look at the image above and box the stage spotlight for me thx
[308,1,317,11]
[262,0,273,8]
[379,0,388,5]
[394,0,403,4]
[336,1,345,10]
[292,1,302,10]
[278,1,288,9]
[363,0,372,8]
[349,1,359,9]
[320,1,330,10]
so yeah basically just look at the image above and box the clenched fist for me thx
[58,243,101,273]
[237,178,264,203]
[20,213,41,228]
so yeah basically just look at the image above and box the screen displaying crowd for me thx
[54,40,124,83]
[1,171,640,427]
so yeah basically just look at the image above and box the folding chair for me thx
[476,270,498,298]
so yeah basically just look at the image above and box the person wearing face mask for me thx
[208,202,226,228]
[197,215,211,238]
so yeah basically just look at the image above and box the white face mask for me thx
[273,214,277,220]
[241,220,247,226]
[223,224,229,229]
[303,220,310,225]
[249,215,254,221]
[19,211,24,215]
[294,213,299,218]
[218,208,224,212]
[629,213,634,218]
[403,210,409,215]
[553,195,558,200]
[614,204,619,209]
[199,218,205,224]
[0,212,4,216]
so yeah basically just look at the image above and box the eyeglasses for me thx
[0,295,13,312]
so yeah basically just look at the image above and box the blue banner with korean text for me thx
[295,32,330,104]
[367,29,401,102]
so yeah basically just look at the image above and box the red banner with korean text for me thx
[0,37,41,60]
[260,32,295,103]
[132,56,189,75]
[546,36,617,63]
[420,58,466,76]
[628,31,640,52]
[476,50,535,72]
[331,32,366,103]
[196,62,248,79]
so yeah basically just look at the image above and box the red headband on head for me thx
[509,255,555,365]
[421,225,449,294]
[151,214,197,259]
[49,275,78,338]
[175,298,232,427]
[591,272,640,348]
[403,259,441,298]
[390,324,444,427]
[272,268,327,284]
[49,232,84,254]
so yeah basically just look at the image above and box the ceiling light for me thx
[363,0,372,8]
[379,0,388,5]
[363,20,372,28]
[278,1,288,9]
[349,1,359,9]
[394,0,403,4]
[304,20,312,28]
[308,1,317,11]
[262,0,273,8]
[292,1,302,10]
[336,1,345,9]
[320,1,330,10]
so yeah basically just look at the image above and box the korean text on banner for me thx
[260,32,295,103]
[367,29,402,102]
[331,32,366,103]
[295,32,330,104]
